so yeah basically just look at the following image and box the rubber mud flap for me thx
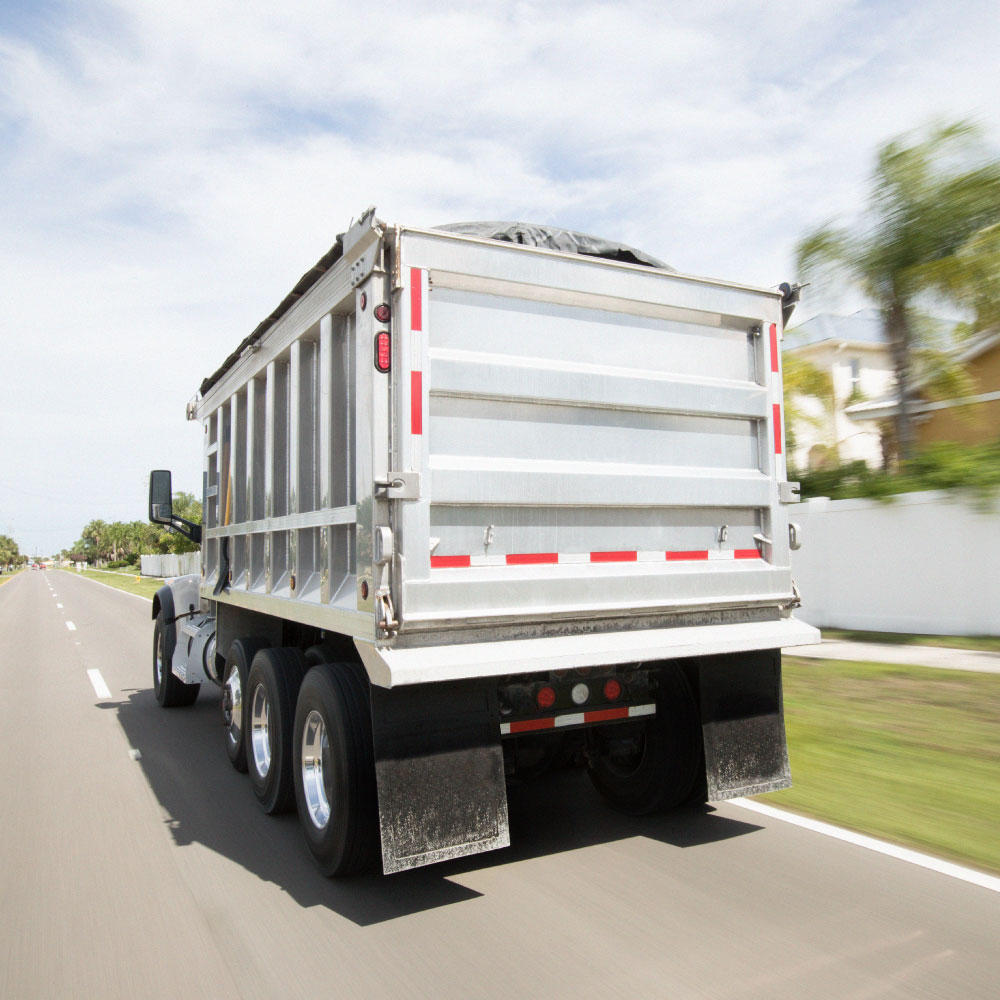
[696,649,791,799]
[370,681,509,874]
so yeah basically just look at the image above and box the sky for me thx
[1,0,999,557]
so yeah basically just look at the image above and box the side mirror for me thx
[149,470,173,524]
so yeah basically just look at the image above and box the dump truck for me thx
[148,207,819,875]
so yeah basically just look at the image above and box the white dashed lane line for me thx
[87,670,112,700]
[65,621,76,631]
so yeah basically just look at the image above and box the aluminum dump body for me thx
[196,213,815,686]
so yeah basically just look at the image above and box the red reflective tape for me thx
[735,549,761,559]
[509,717,556,734]
[430,555,470,568]
[411,370,423,434]
[773,403,782,454]
[506,552,559,565]
[584,707,630,724]
[770,323,779,373]
[666,550,709,561]
[590,551,638,563]
[410,267,422,331]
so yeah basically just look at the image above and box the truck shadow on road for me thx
[109,687,763,927]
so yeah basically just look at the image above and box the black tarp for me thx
[433,221,672,270]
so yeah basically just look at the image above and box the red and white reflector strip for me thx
[500,702,655,735]
[410,268,424,435]
[431,548,761,569]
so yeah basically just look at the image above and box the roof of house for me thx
[783,308,887,351]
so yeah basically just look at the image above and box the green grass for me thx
[57,567,164,600]
[821,628,1000,653]
[760,656,1000,875]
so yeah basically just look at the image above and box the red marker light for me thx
[375,331,391,372]
[374,303,391,323]
[536,686,556,710]
[603,678,622,702]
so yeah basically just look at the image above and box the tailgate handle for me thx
[375,472,421,500]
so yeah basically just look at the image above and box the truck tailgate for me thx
[394,229,793,631]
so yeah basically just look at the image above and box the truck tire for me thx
[221,637,269,773]
[293,662,379,876]
[587,665,701,815]
[153,612,200,708]
[246,648,306,814]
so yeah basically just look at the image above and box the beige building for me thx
[847,327,1000,449]
[782,309,895,470]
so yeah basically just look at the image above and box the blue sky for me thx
[1,0,999,556]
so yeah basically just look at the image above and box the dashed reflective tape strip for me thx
[769,322,779,373]
[500,703,655,735]
[773,402,783,454]
[410,267,424,435]
[431,549,761,568]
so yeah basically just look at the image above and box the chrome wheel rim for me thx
[301,709,331,829]
[250,683,271,777]
[223,667,242,748]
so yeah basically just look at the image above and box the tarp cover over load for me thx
[433,221,673,270]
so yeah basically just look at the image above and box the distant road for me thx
[2,570,998,999]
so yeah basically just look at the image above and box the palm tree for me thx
[796,121,1000,461]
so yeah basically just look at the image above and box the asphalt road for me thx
[2,569,998,999]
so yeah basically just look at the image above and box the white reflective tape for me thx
[557,552,589,564]
[469,554,506,567]
[708,550,736,560]
[629,703,656,718]
[637,551,663,562]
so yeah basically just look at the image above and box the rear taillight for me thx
[536,686,556,710]
[375,331,390,372]
[603,678,622,701]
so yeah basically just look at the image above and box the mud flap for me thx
[696,649,791,800]
[369,680,509,874]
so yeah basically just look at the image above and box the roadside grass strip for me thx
[57,567,162,601]
[760,656,1000,877]
[821,628,1000,654]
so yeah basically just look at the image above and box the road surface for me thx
[2,568,997,998]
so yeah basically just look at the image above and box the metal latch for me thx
[376,590,398,636]
[375,472,421,500]
[779,481,801,503]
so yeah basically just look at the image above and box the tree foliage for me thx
[794,438,1000,511]
[0,534,23,568]
[65,493,202,565]
[796,121,1000,461]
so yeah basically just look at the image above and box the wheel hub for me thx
[301,709,331,829]
[250,683,271,777]
[223,668,242,746]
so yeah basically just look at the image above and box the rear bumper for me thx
[355,617,820,688]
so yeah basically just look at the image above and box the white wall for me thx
[141,552,201,578]
[790,491,1000,636]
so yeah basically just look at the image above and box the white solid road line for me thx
[57,603,63,608]
[730,798,1000,893]
[87,669,112,700]
[65,621,77,631]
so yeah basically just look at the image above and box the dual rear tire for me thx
[227,645,378,874]
[587,665,705,814]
